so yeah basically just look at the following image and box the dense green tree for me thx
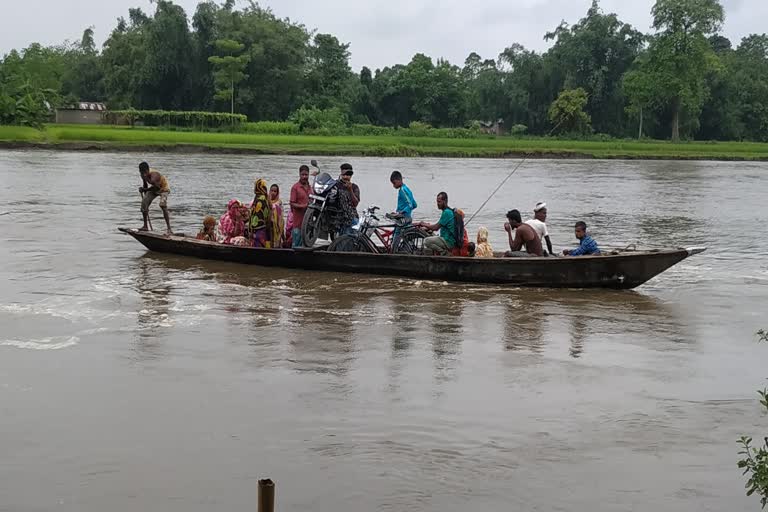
[548,88,592,135]
[643,0,725,141]
[139,0,194,109]
[222,3,309,120]
[100,14,147,108]
[61,28,105,102]
[208,39,250,114]
[191,1,220,110]
[304,33,355,110]
[544,1,644,135]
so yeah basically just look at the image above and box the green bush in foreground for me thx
[738,329,768,509]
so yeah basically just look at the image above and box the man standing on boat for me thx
[138,162,172,234]
[290,165,312,248]
[337,163,360,236]
[504,209,543,257]
[418,192,456,256]
[526,202,553,255]
[390,170,417,223]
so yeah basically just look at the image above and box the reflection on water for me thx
[1,151,767,512]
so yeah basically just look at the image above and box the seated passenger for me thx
[416,191,456,256]
[196,215,217,241]
[475,227,494,258]
[563,221,601,256]
[219,199,249,246]
[450,208,471,257]
[504,209,543,257]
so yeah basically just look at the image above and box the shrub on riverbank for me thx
[104,109,247,130]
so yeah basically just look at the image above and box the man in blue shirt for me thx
[390,170,417,222]
[563,221,601,256]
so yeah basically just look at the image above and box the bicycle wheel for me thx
[327,234,377,253]
[393,227,428,254]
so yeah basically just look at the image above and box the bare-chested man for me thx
[504,209,543,257]
[138,162,172,234]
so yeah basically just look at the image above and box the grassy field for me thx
[1,124,768,160]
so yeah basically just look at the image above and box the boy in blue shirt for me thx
[563,221,601,256]
[390,170,417,222]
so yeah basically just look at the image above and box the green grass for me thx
[0,125,46,142]
[2,124,768,160]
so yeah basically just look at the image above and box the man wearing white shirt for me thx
[526,202,553,256]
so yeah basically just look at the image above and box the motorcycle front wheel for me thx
[327,234,377,253]
[301,207,321,247]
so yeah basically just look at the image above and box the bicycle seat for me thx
[386,212,410,228]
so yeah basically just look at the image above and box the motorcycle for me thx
[301,161,344,247]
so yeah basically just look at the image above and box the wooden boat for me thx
[118,227,706,290]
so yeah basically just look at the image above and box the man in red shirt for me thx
[289,165,311,248]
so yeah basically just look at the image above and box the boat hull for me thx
[118,228,702,290]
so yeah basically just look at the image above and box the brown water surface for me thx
[1,151,767,511]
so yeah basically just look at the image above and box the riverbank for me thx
[2,124,768,160]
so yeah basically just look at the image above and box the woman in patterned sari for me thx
[249,179,273,248]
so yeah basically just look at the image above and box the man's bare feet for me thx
[138,226,149,232]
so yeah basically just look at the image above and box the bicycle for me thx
[327,206,429,254]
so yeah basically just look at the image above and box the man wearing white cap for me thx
[526,202,553,256]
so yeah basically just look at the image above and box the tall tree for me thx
[304,33,355,110]
[544,1,644,135]
[208,39,250,114]
[100,14,147,108]
[191,1,220,110]
[139,0,193,109]
[644,0,725,141]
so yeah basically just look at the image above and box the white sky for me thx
[0,0,765,70]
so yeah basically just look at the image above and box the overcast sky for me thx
[1,0,765,70]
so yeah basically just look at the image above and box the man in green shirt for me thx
[417,191,456,255]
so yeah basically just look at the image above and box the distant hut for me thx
[478,119,505,136]
[55,102,107,125]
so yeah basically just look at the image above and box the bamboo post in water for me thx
[258,479,275,512]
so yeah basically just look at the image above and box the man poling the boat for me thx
[138,162,172,234]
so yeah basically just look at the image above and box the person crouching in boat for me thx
[196,216,217,241]
[504,209,543,257]
[249,179,273,248]
[417,192,456,256]
[219,199,249,246]
[563,221,601,256]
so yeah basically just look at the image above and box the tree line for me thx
[1,0,767,142]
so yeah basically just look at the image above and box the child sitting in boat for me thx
[475,227,494,258]
[196,216,217,241]
[563,221,601,256]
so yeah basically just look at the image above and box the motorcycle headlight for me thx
[313,182,324,194]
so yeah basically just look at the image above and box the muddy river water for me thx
[1,150,767,511]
